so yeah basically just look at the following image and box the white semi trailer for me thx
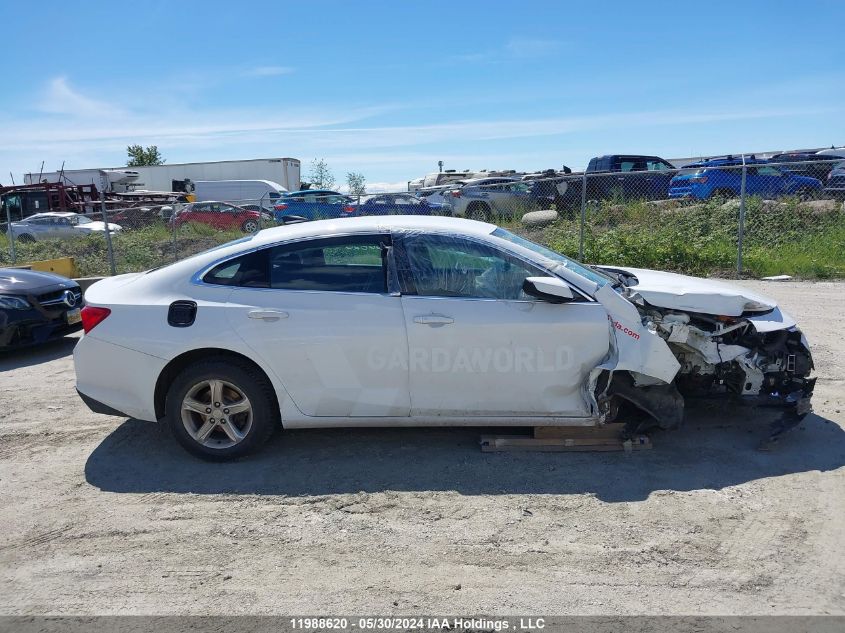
[26,157,301,193]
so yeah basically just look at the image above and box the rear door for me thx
[394,231,609,418]
[225,233,410,418]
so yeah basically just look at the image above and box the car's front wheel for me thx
[241,219,259,233]
[165,358,278,460]
[795,187,819,201]
[465,202,491,221]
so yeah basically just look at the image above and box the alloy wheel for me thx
[180,379,253,449]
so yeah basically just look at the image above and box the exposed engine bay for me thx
[591,268,815,444]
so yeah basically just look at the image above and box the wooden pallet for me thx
[480,423,652,452]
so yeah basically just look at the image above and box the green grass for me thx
[2,198,843,279]
[509,196,845,279]
[0,223,245,277]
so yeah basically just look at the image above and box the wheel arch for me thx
[154,347,282,422]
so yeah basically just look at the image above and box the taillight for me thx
[274,203,288,211]
[81,306,111,333]
[450,190,461,198]
[342,205,355,213]
[689,176,708,184]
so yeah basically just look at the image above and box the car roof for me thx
[26,212,77,219]
[683,156,770,168]
[222,217,496,254]
[284,189,341,196]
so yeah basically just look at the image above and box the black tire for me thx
[465,202,491,221]
[796,187,819,201]
[710,188,735,200]
[17,234,35,243]
[241,219,259,233]
[165,357,278,461]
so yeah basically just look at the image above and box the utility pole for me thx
[98,171,117,276]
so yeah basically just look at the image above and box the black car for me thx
[768,152,842,182]
[0,268,83,350]
[825,161,845,200]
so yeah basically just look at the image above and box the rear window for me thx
[203,249,269,287]
[270,235,387,293]
[201,234,389,293]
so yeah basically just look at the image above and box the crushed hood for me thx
[599,266,778,317]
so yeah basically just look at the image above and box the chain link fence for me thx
[2,155,844,279]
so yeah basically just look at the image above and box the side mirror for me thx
[522,276,575,303]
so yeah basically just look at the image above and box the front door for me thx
[394,232,610,418]
[225,233,410,418]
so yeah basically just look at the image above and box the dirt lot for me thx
[1,280,843,616]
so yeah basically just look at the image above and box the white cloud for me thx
[449,37,564,64]
[244,66,295,77]
[38,76,123,118]
[504,37,563,58]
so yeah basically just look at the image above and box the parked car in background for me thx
[171,201,264,233]
[668,157,824,200]
[815,146,845,159]
[111,206,172,229]
[442,177,538,220]
[767,152,841,181]
[522,169,575,212]
[349,193,449,216]
[239,204,275,215]
[272,190,353,221]
[9,212,122,242]
[825,161,845,200]
[547,154,678,209]
[1,268,83,350]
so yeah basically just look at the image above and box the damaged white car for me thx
[73,216,814,460]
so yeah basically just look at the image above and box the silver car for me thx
[9,212,122,242]
[443,177,538,221]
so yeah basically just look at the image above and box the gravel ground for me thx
[0,280,843,616]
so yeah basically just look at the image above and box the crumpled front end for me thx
[648,306,815,440]
[591,281,815,442]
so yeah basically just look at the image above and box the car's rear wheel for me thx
[16,234,35,243]
[241,219,259,233]
[165,358,278,460]
[465,202,491,221]
[710,188,735,200]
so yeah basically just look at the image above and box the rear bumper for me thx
[73,335,167,422]
[76,388,129,417]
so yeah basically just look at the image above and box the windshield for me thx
[76,215,93,225]
[491,228,612,288]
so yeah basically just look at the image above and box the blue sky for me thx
[1,0,843,190]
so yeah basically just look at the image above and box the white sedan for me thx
[73,216,814,460]
[10,212,122,242]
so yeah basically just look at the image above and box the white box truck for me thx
[26,157,301,193]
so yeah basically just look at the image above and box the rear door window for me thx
[269,234,389,293]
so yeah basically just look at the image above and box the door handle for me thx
[248,309,288,322]
[413,314,454,326]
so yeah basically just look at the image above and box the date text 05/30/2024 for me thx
[289,617,546,631]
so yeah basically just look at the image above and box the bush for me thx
[511,196,845,278]
[0,224,245,277]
